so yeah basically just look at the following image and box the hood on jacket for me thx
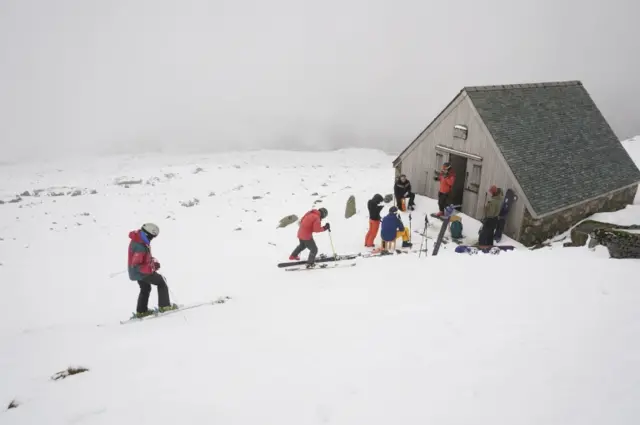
[372,194,383,203]
[129,230,150,245]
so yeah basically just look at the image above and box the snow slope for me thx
[1,140,639,424]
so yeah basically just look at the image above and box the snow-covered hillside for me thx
[1,139,639,424]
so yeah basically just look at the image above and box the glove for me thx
[153,260,161,270]
[323,223,331,231]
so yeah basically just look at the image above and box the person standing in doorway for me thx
[434,162,456,216]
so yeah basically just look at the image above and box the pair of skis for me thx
[278,247,427,271]
[119,296,232,325]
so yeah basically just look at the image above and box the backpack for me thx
[450,220,463,239]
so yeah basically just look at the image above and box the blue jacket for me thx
[380,212,404,241]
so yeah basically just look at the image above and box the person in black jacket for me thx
[365,194,384,247]
[394,174,416,211]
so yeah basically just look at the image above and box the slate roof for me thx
[465,81,640,216]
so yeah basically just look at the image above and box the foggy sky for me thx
[1,0,639,162]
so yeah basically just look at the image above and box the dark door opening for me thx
[449,154,467,209]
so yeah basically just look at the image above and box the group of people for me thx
[126,163,505,315]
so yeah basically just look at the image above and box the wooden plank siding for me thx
[394,92,526,240]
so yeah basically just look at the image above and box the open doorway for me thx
[449,154,467,208]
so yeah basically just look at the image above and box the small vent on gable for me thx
[454,124,468,140]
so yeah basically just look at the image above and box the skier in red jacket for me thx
[127,223,178,318]
[289,207,330,268]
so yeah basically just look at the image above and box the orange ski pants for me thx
[365,219,380,247]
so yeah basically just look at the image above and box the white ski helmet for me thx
[141,222,160,237]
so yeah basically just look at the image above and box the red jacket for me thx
[127,230,157,280]
[297,210,325,240]
[438,170,455,194]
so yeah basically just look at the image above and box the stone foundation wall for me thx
[518,185,638,247]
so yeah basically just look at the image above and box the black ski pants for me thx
[478,217,499,246]
[137,272,171,313]
[438,192,449,213]
[395,192,416,210]
[291,238,318,264]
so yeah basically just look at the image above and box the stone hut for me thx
[392,80,640,246]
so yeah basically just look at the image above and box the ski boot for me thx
[305,262,316,269]
[402,241,413,248]
[134,310,155,319]
[157,303,179,313]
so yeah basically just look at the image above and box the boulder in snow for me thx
[569,220,640,246]
[345,195,356,219]
[51,366,89,381]
[180,198,200,208]
[114,177,143,186]
[278,214,298,228]
[591,228,640,259]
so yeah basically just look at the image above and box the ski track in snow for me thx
[0,142,639,425]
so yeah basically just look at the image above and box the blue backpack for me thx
[450,220,463,239]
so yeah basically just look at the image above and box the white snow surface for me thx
[0,138,639,424]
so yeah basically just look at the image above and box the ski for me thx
[454,245,515,255]
[277,254,353,268]
[284,261,356,272]
[119,296,232,325]
[278,246,427,269]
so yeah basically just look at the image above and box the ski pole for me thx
[165,280,189,323]
[328,230,337,259]
[419,215,428,258]
[109,270,127,278]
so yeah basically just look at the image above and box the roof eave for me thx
[392,88,466,166]
[530,181,640,220]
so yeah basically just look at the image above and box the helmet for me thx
[141,223,160,237]
[318,208,328,219]
[389,206,398,214]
